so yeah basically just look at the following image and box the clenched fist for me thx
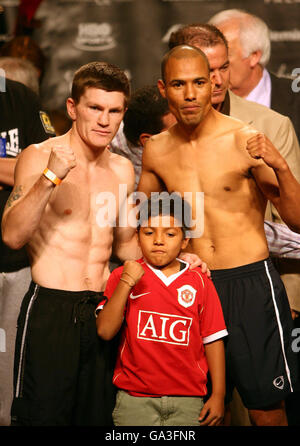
[47,145,77,180]
[246,133,287,171]
[121,260,145,287]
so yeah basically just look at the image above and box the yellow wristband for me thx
[43,168,62,186]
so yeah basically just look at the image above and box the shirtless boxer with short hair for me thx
[2,61,202,427]
[138,45,300,426]
[1,61,140,426]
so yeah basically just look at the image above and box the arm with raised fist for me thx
[247,133,300,233]
[1,143,76,249]
[96,260,145,340]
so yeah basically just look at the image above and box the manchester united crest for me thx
[177,285,196,308]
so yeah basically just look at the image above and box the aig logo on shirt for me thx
[137,311,192,346]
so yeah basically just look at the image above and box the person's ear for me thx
[66,97,77,121]
[249,50,262,68]
[139,133,151,147]
[157,79,166,98]
[181,237,190,251]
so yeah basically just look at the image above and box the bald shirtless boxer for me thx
[1,62,140,426]
[138,45,300,426]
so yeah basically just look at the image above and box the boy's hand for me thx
[178,252,211,277]
[199,394,224,426]
[122,260,145,286]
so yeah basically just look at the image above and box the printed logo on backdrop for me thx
[74,23,116,51]
[265,0,300,4]
[276,63,293,78]
[270,29,300,42]
[0,128,20,156]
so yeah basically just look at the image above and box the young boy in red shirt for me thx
[96,195,227,426]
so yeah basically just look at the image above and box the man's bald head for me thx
[161,45,210,82]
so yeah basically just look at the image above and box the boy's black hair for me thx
[137,193,192,237]
[123,85,170,146]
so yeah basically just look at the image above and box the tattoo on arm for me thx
[5,185,24,209]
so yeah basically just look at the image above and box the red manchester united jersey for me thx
[101,258,227,397]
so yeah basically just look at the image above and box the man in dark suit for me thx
[270,72,300,140]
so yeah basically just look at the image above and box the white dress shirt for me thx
[246,68,272,109]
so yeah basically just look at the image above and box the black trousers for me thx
[11,282,118,426]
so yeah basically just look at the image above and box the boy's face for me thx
[138,215,189,270]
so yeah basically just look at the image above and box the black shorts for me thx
[11,282,119,426]
[211,258,298,410]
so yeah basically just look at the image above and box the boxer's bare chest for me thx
[46,162,122,225]
[154,138,252,203]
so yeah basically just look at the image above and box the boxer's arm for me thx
[2,144,76,249]
[137,140,165,196]
[248,134,300,233]
[1,146,55,249]
[113,225,141,262]
[113,159,142,261]
[0,158,17,187]
[114,142,165,260]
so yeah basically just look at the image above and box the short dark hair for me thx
[123,85,170,146]
[137,193,192,237]
[168,23,228,51]
[71,61,130,106]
